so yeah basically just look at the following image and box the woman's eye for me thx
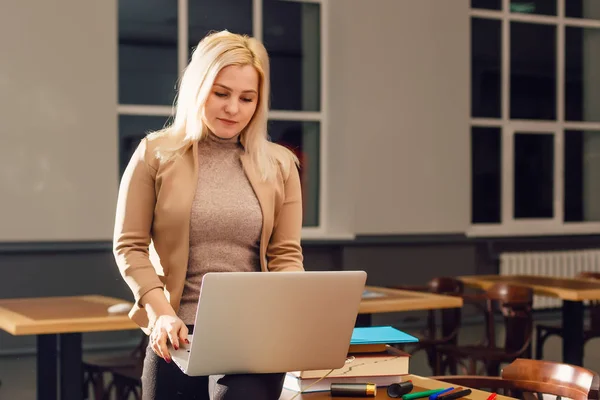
[215,92,227,97]
[241,98,254,103]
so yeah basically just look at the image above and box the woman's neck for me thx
[204,130,241,148]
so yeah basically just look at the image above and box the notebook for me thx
[350,326,419,345]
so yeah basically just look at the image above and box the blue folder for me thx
[350,326,419,345]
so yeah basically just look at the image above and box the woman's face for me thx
[202,65,259,140]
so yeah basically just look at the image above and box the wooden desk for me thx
[459,274,600,367]
[281,374,515,399]
[0,289,462,399]
[357,286,464,326]
[0,295,138,400]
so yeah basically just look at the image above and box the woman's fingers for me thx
[151,329,171,362]
[157,330,171,361]
[151,332,162,358]
[150,315,188,362]
[167,324,180,351]
[179,324,190,346]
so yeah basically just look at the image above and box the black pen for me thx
[437,388,472,400]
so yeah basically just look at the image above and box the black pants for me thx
[141,345,285,400]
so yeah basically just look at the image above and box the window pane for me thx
[565,130,600,222]
[472,18,501,118]
[264,0,321,111]
[472,0,501,10]
[472,127,502,224]
[510,23,556,120]
[268,120,320,227]
[566,0,600,20]
[189,0,252,54]
[510,0,556,15]
[118,115,170,175]
[565,27,600,122]
[514,133,554,219]
[119,0,178,105]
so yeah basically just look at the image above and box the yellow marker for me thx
[330,383,377,397]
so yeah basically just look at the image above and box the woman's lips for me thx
[218,118,237,125]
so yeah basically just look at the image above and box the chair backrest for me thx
[485,283,533,354]
[426,277,463,341]
[578,271,600,332]
[502,358,599,400]
[431,359,599,400]
[428,277,465,295]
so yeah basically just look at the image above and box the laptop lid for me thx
[178,270,366,376]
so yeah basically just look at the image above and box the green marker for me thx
[402,389,447,400]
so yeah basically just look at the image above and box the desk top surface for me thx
[0,295,138,335]
[459,275,600,301]
[281,374,514,399]
[0,286,463,336]
[360,286,463,314]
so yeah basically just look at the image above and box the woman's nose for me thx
[224,98,238,114]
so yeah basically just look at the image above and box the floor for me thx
[1,313,599,400]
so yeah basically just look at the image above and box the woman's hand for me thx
[149,314,189,362]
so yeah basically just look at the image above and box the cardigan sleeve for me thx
[266,157,305,271]
[113,138,164,305]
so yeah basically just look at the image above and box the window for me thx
[118,0,325,231]
[470,0,600,236]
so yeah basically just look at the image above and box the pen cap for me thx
[387,381,414,398]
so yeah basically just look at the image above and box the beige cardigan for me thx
[113,136,304,332]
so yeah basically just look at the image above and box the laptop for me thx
[170,270,367,376]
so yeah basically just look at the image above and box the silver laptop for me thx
[170,270,367,376]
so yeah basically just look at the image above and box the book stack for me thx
[284,326,418,393]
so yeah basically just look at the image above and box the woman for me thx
[113,30,304,400]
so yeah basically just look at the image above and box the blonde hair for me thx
[148,30,297,180]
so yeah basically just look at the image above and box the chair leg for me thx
[103,379,116,400]
[92,372,105,400]
[448,354,458,375]
[425,347,437,375]
[536,328,551,360]
[434,351,442,375]
[485,360,501,376]
[467,358,477,375]
[111,374,142,400]
[535,328,543,360]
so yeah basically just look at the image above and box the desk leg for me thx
[355,314,372,327]
[37,334,58,400]
[562,300,584,366]
[59,333,83,400]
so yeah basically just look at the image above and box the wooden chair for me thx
[437,283,534,376]
[82,333,147,399]
[536,271,600,360]
[106,364,143,400]
[389,277,464,374]
[431,358,600,400]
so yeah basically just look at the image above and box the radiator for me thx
[499,250,600,309]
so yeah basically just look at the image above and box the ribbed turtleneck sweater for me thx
[177,133,263,324]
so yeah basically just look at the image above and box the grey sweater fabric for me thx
[178,133,262,324]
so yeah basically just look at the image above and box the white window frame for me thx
[117,0,328,238]
[468,0,600,237]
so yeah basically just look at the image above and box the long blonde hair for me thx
[148,30,296,181]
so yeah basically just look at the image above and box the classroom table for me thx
[280,374,515,399]
[0,295,137,400]
[0,288,463,400]
[458,274,600,367]
[357,286,464,326]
